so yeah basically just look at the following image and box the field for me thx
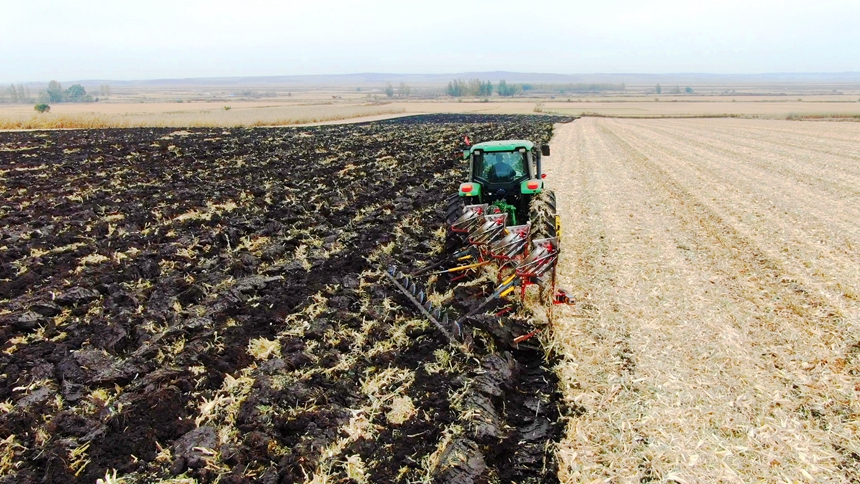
[2,112,859,483]
[0,114,570,483]
[0,102,408,130]
[548,118,860,481]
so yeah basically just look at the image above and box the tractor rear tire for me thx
[529,189,557,241]
[444,193,467,253]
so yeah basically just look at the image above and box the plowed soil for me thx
[0,114,574,483]
[547,118,860,482]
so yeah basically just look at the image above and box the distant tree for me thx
[397,82,410,97]
[466,79,478,96]
[498,80,508,96]
[99,84,111,97]
[670,85,681,94]
[34,103,50,113]
[7,84,18,103]
[47,80,64,102]
[384,82,394,97]
[66,84,87,101]
[469,80,493,97]
[17,84,29,102]
[498,80,520,97]
[655,84,662,94]
[447,79,469,97]
[685,86,693,93]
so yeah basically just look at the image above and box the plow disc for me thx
[450,203,488,234]
[488,223,530,260]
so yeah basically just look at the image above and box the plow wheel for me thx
[444,192,467,252]
[529,189,558,240]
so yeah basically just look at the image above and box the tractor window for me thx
[477,151,526,182]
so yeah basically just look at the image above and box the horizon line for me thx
[6,70,860,85]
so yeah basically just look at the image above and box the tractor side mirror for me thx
[462,149,470,159]
[541,145,550,156]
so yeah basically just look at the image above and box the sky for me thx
[1,0,859,82]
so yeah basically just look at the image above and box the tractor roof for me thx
[470,140,535,152]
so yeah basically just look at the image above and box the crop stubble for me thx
[547,118,860,481]
[0,115,569,483]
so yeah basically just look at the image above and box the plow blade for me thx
[488,223,530,260]
[469,213,508,246]
[451,204,488,233]
[516,237,559,282]
[454,274,520,327]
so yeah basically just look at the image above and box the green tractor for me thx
[383,138,568,351]
[446,139,558,252]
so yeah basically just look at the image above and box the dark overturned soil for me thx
[0,114,572,483]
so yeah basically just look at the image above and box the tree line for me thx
[654,84,694,94]
[519,83,626,93]
[42,81,95,103]
[2,84,33,103]
[447,79,495,97]
[383,82,411,97]
[445,79,626,97]
[0,81,111,104]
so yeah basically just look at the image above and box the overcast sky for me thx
[2,0,858,82]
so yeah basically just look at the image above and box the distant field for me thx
[538,99,860,118]
[548,118,860,482]
[0,102,406,129]
[2,92,859,129]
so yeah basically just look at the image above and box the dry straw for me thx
[542,117,859,482]
[0,104,405,129]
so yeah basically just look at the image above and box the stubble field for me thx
[548,118,860,482]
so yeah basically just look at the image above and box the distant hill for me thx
[67,71,860,87]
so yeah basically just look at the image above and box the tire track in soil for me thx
[0,114,573,483]
[608,119,860,306]
[675,118,860,162]
[624,119,860,201]
[609,119,845,478]
[604,118,860,325]
[600,118,859,481]
[547,118,859,481]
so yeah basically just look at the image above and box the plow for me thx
[384,136,572,351]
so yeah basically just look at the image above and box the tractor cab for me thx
[477,150,527,185]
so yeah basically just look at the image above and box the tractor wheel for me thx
[444,193,467,253]
[529,189,557,241]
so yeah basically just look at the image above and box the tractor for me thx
[383,137,567,352]
[445,139,557,252]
